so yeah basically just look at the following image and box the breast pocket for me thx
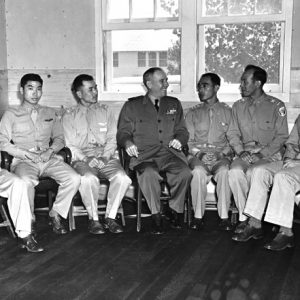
[14,122,31,133]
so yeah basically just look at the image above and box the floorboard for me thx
[0,210,300,300]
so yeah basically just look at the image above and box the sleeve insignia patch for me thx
[278,106,286,117]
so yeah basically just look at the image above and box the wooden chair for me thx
[0,197,16,238]
[0,147,72,215]
[119,146,192,232]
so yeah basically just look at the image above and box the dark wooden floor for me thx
[1,205,300,300]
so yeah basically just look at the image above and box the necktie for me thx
[154,99,159,112]
[31,109,38,125]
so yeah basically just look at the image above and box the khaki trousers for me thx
[0,169,32,238]
[73,159,131,220]
[12,157,81,219]
[189,157,232,219]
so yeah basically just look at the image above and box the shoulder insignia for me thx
[278,106,286,117]
[128,96,142,102]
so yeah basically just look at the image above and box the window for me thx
[113,52,119,67]
[148,51,157,67]
[138,52,146,67]
[96,0,293,102]
[159,51,167,67]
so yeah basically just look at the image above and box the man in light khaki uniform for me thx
[232,115,300,250]
[62,74,131,234]
[0,73,81,235]
[185,73,233,231]
[227,65,288,234]
[0,168,43,252]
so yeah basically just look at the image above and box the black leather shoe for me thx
[168,210,183,229]
[234,220,248,233]
[264,233,295,251]
[49,214,67,235]
[190,218,204,231]
[232,225,263,242]
[151,213,164,235]
[219,219,233,231]
[88,220,106,234]
[19,234,44,253]
[104,218,123,234]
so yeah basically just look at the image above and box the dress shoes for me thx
[168,209,183,229]
[219,218,232,231]
[49,214,67,235]
[234,220,248,234]
[88,220,106,234]
[190,218,204,231]
[264,232,295,251]
[151,213,164,235]
[19,234,44,253]
[232,225,263,242]
[104,218,123,234]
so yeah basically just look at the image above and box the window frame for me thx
[95,0,293,102]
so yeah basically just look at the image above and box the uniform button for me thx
[159,130,162,133]
[160,141,163,144]
[140,120,142,122]
[158,119,161,123]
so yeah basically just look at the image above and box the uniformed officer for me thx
[117,67,192,234]
[185,73,233,231]
[62,74,131,234]
[0,169,43,252]
[227,65,289,234]
[0,73,81,235]
[232,115,300,250]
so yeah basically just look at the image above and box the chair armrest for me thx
[1,151,13,171]
[56,147,72,165]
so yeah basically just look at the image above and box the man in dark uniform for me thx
[227,65,289,235]
[117,67,192,234]
[185,73,233,231]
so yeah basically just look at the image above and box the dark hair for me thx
[244,64,267,86]
[72,74,94,92]
[199,72,221,87]
[20,73,43,88]
[143,67,164,89]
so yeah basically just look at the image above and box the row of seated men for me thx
[0,64,297,254]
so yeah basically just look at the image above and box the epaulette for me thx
[220,102,231,109]
[236,97,247,103]
[96,102,108,110]
[190,103,203,111]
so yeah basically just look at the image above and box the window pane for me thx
[138,52,146,67]
[203,0,282,16]
[149,52,157,67]
[132,0,154,19]
[159,51,168,67]
[157,0,179,18]
[203,22,281,84]
[255,0,282,14]
[106,29,181,93]
[107,0,129,19]
[113,52,119,67]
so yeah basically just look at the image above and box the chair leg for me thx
[118,205,126,226]
[68,200,76,231]
[137,187,142,232]
[187,187,192,227]
[48,190,54,211]
[0,201,17,238]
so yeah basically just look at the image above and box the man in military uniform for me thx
[227,65,289,234]
[0,73,81,235]
[232,115,300,250]
[62,74,131,234]
[185,73,233,231]
[117,67,192,234]
[0,169,43,252]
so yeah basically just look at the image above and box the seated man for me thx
[185,73,233,231]
[117,67,192,234]
[0,73,81,235]
[62,74,131,234]
[227,65,288,233]
[232,115,300,251]
[0,169,43,252]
